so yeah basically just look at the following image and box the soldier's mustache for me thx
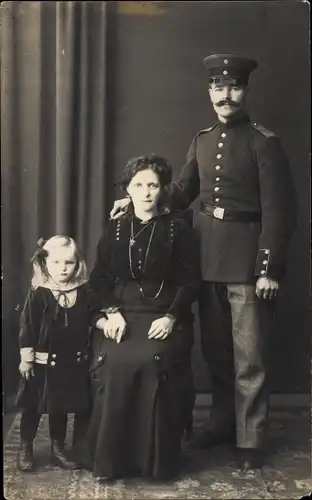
[216,100,239,107]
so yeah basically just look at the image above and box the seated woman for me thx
[87,154,200,482]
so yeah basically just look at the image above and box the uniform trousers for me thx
[198,282,275,449]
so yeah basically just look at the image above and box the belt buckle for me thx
[213,207,225,219]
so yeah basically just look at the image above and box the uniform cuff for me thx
[255,248,270,277]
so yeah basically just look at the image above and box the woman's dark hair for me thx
[118,154,172,193]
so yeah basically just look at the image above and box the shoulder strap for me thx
[252,122,277,139]
[196,123,218,137]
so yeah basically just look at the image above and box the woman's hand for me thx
[109,198,130,219]
[19,361,34,380]
[148,315,176,340]
[104,312,127,343]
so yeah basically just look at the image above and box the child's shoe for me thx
[17,441,34,472]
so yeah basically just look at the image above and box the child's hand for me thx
[19,361,34,380]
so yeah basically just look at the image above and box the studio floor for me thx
[3,404,312,499]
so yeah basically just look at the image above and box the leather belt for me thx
[200,202,261,222]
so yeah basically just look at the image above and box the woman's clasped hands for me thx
[97,313,176,342]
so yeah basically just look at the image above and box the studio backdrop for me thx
[1,1,310,407]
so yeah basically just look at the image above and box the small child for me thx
[15,235,105,472]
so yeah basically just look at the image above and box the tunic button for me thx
[98,355,103,361]
[77,358,81,362]
[216,154,222,159]
[264,250,269,255]
[154,355,161,361]
[77,351,81,356]
[221,133,226,138]
[218,143,223,148]
[215,177,220,182]
[261,270,266,275]
[214,187,219,192]
[162,374,167,381]
[51,361,56,366]
[262,260,268,265]
[215,198,220,203]
[52,354,56,358]
[215,165,221,170]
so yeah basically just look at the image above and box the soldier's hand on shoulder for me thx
[256,277,279,300]
[110,198,130,219]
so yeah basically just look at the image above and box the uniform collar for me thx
[217,114,250,131]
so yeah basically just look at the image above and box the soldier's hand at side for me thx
[110,198,131,219]
[256,277,279,300]
[19,361,34,380]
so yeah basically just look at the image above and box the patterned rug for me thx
[3,408,312,499]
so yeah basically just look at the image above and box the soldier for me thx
[110,54,297,471]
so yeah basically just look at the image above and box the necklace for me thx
[129,217,154,247]
[128,218,164,300]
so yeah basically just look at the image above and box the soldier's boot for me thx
[17,440,35,472]
[188,419,236,450]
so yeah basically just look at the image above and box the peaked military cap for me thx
[203,54,258,86]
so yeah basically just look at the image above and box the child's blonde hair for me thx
[30,235,88,288]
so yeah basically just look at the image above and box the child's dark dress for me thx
[16,283,102,415]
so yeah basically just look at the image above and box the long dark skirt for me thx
[87,310,194,479]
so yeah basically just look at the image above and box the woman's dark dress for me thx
[88,212,200,479]
[16,284,102,414]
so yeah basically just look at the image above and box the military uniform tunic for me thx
[171,115,297,283]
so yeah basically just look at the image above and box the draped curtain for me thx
[1,1,109,404]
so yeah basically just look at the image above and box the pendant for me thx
[130,238,135,247]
